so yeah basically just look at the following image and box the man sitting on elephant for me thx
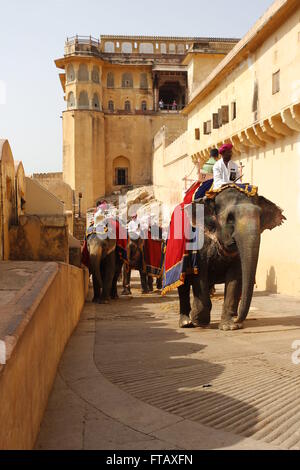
[213,143,241,189]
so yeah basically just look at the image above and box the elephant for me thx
[178,186,285,330]
[87,226,123,303]
[121,236,152,295]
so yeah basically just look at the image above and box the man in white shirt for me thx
[213,143,241,190]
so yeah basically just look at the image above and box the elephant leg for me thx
[140,271,149,294]
[147,275,154,292]
[100,253,115,303]
[89,250,102,303]
[111,256,123,299]
[121,265,131,295]
[190,273,212,327]
[92,273,101,303]
[219,266,242,331]
[156,277,162,290]
[178,276,193,328]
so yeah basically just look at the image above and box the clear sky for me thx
[0,0,274,174]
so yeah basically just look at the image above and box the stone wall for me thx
[0,140,20,260]
[0,261,89,449]
[9,215,69,263]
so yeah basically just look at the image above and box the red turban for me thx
[219,143,233,154]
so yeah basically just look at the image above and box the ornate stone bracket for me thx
[281,107,300,132]
[252,123,275,144]
[245,128,265,147]
[269,115,293,137]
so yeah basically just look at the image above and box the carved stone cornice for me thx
[238,131,255,148]
[245,128,265,147]
[253,123,275,144]
[281,107,300,132]
[262,119,283,139]
[269,115,294,137]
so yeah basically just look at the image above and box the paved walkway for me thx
[36,276,300,450]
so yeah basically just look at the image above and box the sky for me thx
[0,0,274,174]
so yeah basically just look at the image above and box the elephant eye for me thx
[227,213,235,225]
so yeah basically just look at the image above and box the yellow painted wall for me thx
[25,178,64,215]
[187,54,226,100]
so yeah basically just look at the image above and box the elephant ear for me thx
[257,196,286,233]
[194,197,217,234]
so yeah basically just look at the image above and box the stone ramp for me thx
[36,280,300,450]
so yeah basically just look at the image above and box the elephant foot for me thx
[179,315,194,329]
[99,298,110,305]
[121,288,131,296]
[111,293,119,300]
[219,318,243,331]
[148,286,154,292]
[92,296,100,303]
[190,311,211,328]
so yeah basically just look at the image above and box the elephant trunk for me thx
[234,207,260,323]
[89,238,103,288]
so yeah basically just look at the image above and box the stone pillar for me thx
[153,73,159,112]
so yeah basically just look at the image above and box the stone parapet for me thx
[0,261,89,449]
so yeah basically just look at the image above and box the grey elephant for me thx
[122,236,151,295]
[179,185,285,330]
[87,224,123,303]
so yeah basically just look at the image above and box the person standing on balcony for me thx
[159,99,164,110]
[172,99,177,110]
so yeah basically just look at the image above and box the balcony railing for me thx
[158,104,185,112]
[65,35,101,56]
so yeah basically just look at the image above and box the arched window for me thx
[78,91,89,109]
[124,100,131,112]
[108,100,114,112]
[104,42,115,53]
[107,72,114,88]
[113,156,130,186]
[67,92,75,109]
[140,73,148,89]
[141,100,147,111]
[78,64,89,81]
[122,73,133,88]
[121,42,133,53]
[92,66,100,83]
[66,64,75,83]
[92,93,100,109]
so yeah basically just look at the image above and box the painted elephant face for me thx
[128,238,144,267]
